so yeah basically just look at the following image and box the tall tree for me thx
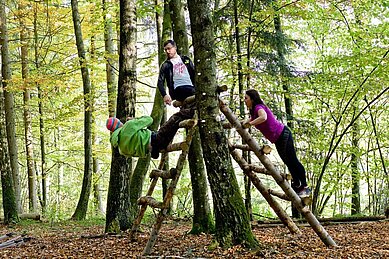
[1,0,22,215]
[34,0,47,213]
[71,0,93,220]
[105,0,137,232]
[0,0,19,223]
[350,106,360,214]
[103,0,117,117]
[273,6,300,218]
[0,88,19,224]
[127,0,169,225]
[19,1,38,213]
[90,34,105,216]
[169,0,214,234]
[188,0,258,248]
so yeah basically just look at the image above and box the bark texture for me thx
[0,1,19,221]
[188,0,258,248]
[170,0,213,234]
[70,0,93,220]
[105,0,137,231]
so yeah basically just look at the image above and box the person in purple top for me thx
[244,89,311,199]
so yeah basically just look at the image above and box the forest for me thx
[0,0,388,257]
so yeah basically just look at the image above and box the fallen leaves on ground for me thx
[0,220,388,258]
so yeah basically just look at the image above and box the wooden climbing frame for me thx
[218,90,337,247]
[129,104,198,255]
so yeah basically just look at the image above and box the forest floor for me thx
[0,218,388,258]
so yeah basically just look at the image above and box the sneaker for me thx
[297,186,312,199]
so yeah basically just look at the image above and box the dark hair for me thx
[163,39,176,47]
[246,89,264,117]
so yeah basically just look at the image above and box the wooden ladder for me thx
[219,97,337,247]
[129,113,198,255]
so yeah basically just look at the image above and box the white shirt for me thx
[170,56,193,88]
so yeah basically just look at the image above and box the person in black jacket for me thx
[151,39,196,159]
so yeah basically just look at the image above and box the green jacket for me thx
[110,116,152,158]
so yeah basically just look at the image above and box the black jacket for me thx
[157,55,195,101]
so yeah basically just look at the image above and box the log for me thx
[178,118,197,128]
[220,98,337,247]
[216,84,228,93]
[222,121,232,129]
[268,189,291,201]
[164,142,188,153]
[172,95,195,107]
[262,145,272,155]
[137,196,164,209]
[149,168,177,179]
[0,213,40,222]
[255,215,387,227]
[228,143,301,235]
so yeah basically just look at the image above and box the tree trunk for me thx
[70,0,93,220]
[105,0,137,232]
[89,35,105,216]
[169,0,188,56]
[103,0,117,117]
[0,0,19,222]
[273,10,299,218]
[33,1,47,214]
[170,0,213,234]
[233,0,244,118]
[0,0,22,215]
[19,3,38,213]
[234,0,253,220]
[351,109,360,215]
[188,0,259,248]
[159,1,171,214]
[0,90,19,224]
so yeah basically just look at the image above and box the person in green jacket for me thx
[106,116,155,158]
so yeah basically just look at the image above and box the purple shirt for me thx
[251,104,284,143]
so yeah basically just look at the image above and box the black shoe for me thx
[150,132,160,159]
[151,146,159,159]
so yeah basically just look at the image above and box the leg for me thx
[152,105,195,151]
[275,127,307,190]
[174,85,195,101]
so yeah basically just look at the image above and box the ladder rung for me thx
[247,164,291,180]
[179,119,197,128]
[216,84,228,93]
[261,145,272,154]
[222,121,232,129]
[231,144,272,154]
[165,142,188,152]
[268,189,291,201]
[232,144,252,151]
[149,168,177,179]
[137,196,163,209]
[172,95,196,107]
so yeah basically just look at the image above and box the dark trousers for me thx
[275,126,307,190]
[174,85,195,101]
[152,102,195,150]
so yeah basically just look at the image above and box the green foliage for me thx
[1,0,387,224]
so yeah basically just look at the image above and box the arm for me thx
[157,63,167,97]
[250,108,267,126]
[127,116,153,131]
[157,62,172,105]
